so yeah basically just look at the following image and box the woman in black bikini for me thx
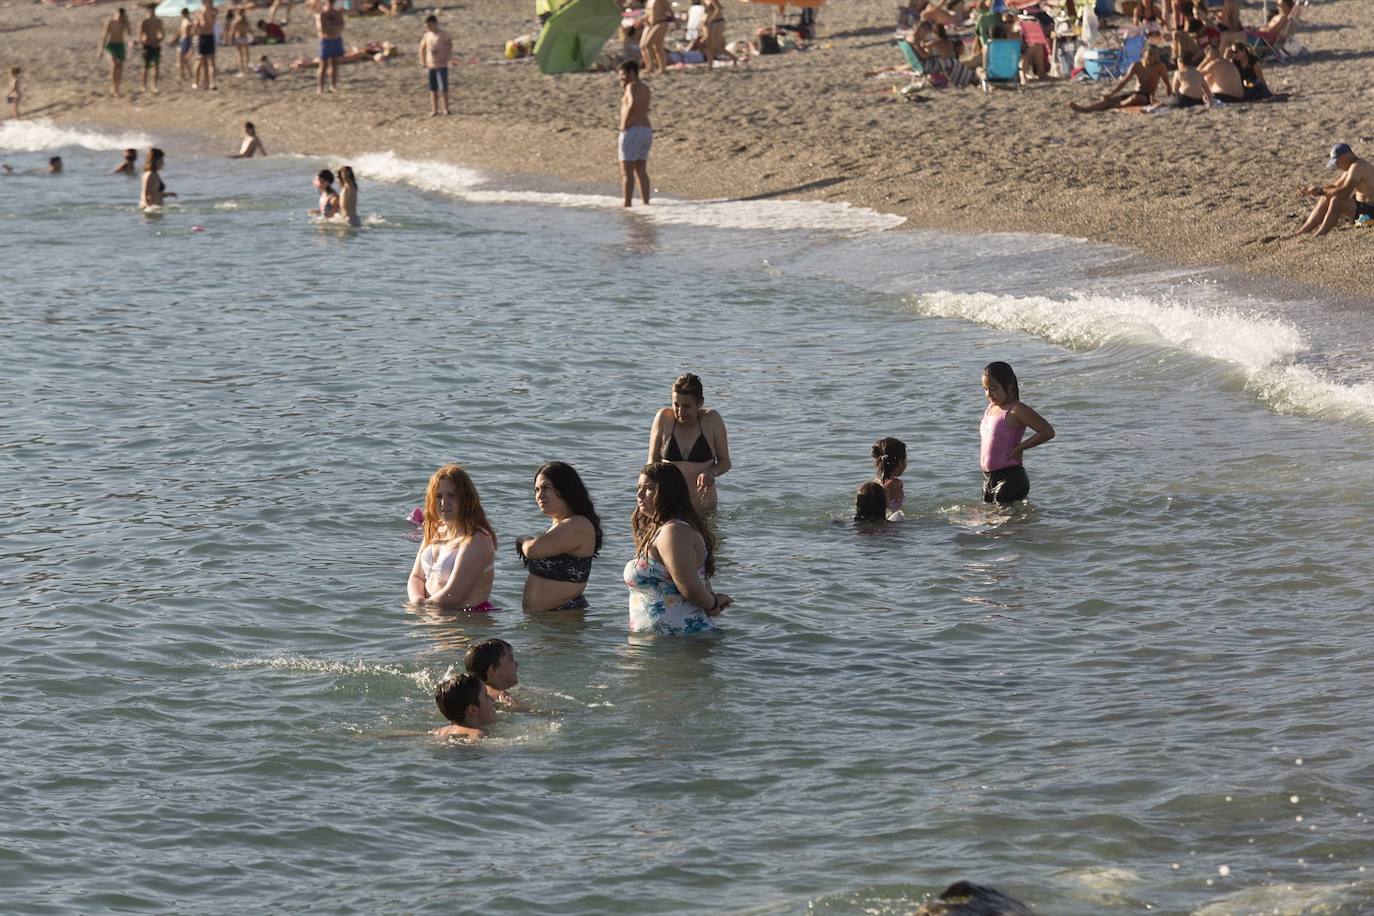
[515,462,602,612]
[140,147,176,209]
[647,373,732,513]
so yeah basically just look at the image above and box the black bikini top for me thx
[525,553,593,583]
[660,418,714,463]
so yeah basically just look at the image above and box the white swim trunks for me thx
[618,125,653,162]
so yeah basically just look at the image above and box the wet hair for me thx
[338,165,356,189]
[855,482,888,522]
[619,59,640,76]
[123,148,137,160]
[317,168,335,187]
[672,372,704,404]
[465,639,513,682]
[871,437,907,481]
[144,147,163,171]
[421,463,496,548]
[434,673,484,725]
[535,461,603,554]
[982,361,1021,403]
[49,156,62,166]
[631,462,716,577]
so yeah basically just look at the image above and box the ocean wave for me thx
[351,150,906,234]
[0,119,154,153]
[912,289,1374,425]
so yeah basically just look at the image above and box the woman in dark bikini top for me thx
[647,372,732,513]
[515,462,601,612]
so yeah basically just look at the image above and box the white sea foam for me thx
[912,289,1374,425]
[351,150,906,233]
[0,119,154,153]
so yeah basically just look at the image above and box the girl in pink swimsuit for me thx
[979,361,1056,504]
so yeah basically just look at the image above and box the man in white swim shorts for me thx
[617,60,653,207]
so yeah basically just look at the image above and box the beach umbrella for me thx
[534,0,623,74]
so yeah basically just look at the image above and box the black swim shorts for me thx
[982,465,1030,505]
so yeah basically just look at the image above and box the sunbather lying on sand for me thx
[289,40,395,68]
[1070,44,1167,112]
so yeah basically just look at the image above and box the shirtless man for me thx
[1198,43,1243,102]
[138,5,163,94]
[418,15,453,116]
[98,8,130,98]
[230,121,267,158]
[640,0,672,76]
[1070,45,1167,112]
[193,0,217,90]
[315,0,346,94]
[617,60,652,208]
[1147,48,1212,110]
[175,9,194,82]
[1283,144,1374,239]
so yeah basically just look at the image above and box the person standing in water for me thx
[110,148,138,175]
[308,168,339,218]
[137,5,163,93]
[979,361,1055,505]
[407,464,498,613]
[617,60,652,208]
[193,0,217,90]
[98,8,130,98]
[337,165,360,226]
[140,147,175,208]
[230,121,267,158]
[514,462,601,612]
[418,15,453,116]
[646,372,731,513]
[871,436,907,515]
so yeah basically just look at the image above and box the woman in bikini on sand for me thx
[1069,44,1167,112]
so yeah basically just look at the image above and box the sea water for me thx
[3,121,1374,915]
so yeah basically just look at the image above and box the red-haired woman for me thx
[407,463,498,611]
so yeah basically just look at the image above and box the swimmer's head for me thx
[48,156,62,173]
[465,639,518,690]
[145,147,163,172]
[422,463,494,545]
[634,462,715,577]
[315,168,335,189]
[854,481,887,522]
[534,461,602,554]
[670,372,704,425]
[434,673,495,728]
[338,165,356,189]
[982,361,1019,406]
[123,148,137,162]
[871,437,907,481]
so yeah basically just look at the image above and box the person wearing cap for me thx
[1283,144,1374,239]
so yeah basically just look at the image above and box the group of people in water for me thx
[414,366,1055,736]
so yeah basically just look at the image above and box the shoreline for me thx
[5,0,1373,300]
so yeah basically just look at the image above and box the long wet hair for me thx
[145,147,163,172]
[536,461,602,555]
[338,165,356,189]
[855,481,888,522]
[317,168,335,188]
[422,463,496,548]
[631,462,715,577]
[871,436,907,481]
[982,361,1020,403]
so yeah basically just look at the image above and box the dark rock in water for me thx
[912,880,1033,916]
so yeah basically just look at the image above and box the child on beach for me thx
[979,361,1055,505]
[854,481,889,522]
[432,673,496,739]
[465,639,525,709]
[871,436,907,514]
[250,55,279,80]
[309,168,339,218]
[6,67,21,120]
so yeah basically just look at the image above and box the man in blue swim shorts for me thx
[617,60,653,207]
[316,0,346,93]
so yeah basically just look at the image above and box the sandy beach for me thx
[3,0,1371,298]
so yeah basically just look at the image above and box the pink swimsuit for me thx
[980,402,1025,472]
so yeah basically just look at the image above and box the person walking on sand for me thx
[138,4,163,94]
[1283,144,1374,240]
[640,0,672,75]
[99,8,131,98]
[193,0,218,90]
[418,14,452,116]
[5,67,20,121]
[618,60,652,208]
[315,0,345,94]
[230,121,267,158]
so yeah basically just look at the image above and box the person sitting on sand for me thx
[1147,48,1211,110]
[431,673,496,739]
[922,0,968,28]
[1282,144,1374,239]
[250,55,278,80]
[1226,41,1269,101]
[922,23,975,86]
[1198,43,1243,102]
[110,148,138,174]
[140,147,175,208]
[1070,44,1166,112]
[258,19,286,44]
[231,121,267,158]
[5,66,20,120]
[98,7,130,98]
[465,639,523,707]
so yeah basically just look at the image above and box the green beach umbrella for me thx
[534,0,623,75]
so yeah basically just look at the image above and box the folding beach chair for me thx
[1250,0,1308,61]
[1099,30,1145,78]
[981,38,1024,91]
[897,37,927,76]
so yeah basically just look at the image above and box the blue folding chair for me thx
[981,38,1024,91]
[1100,31,1146,78]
